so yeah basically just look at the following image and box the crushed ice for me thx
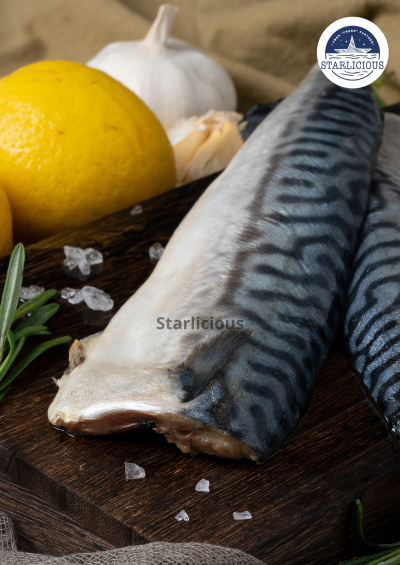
[175,510,189,522]
[64,245,103,276]
[233,511,252,520]
[195,479,210,492]
[20,285,45,302]
[149,243,164,261]
[125,462,146,480]
[130,204,143,216]
[61,286,113,311]
[61,287,84,305]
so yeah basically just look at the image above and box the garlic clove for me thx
[177,121,243,184]
[170,110,244,185]
[198,120,243,173]
[173,128,210,178]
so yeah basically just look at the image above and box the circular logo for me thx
[317,17,389,88]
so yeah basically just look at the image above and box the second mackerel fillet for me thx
[49,65,381,463]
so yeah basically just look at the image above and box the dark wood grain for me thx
[0,173,400,564]
[0,471,119,554]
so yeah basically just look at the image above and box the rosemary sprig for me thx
[13,289,57,322]
[351,500,400,551]
[0,244,24,363]
[0,243,70,401]
[340,500,400,565]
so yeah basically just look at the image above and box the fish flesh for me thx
[49,65,381,463]
[343,112,400,446]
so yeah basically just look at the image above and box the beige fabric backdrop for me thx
[0,0,399,113]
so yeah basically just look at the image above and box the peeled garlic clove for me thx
[87,4,237,132]
[170,110,244,185]
[188,121,244,180]
[171,127,210,171]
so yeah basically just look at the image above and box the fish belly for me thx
[49,65,381,463]
[343,112,400,447]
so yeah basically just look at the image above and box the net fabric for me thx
[0,510,17,552]
[0,510,264,565]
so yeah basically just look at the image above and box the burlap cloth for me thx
[1,0,399,562]
[0,0,400,112]
[0,510,263,564]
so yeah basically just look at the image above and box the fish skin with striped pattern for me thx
[48,65,381,463]
[343,112,400,448]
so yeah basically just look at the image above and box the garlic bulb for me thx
[169,110,243,185]
[87,4,237,131]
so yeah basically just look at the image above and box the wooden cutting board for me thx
[0,173,400,565]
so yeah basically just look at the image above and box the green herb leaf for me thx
[351,500,400,550]
[2,326,48,355]
[0,336,71,393]
[0,330,16,376]
[0,337,25,385]
[371,73,394,110]
[15,303,59,332]
[0,244,69,403]
[6,329,15,355]
[340,549,398,565]
[26,331,51,337]
[351,500,369,547]
[372,91,387,109]
[0,243,24,363]
[13,289,57,322]
[0,384,10,402]
[13,325,48,342]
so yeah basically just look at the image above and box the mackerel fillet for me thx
[49,66,381,463]
[343,112,400,446]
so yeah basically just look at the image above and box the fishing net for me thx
[0,509,264,565]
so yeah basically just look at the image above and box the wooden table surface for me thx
[0,173,400,565]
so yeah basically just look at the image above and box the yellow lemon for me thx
[0,186,12,258]
[0,61,176,244]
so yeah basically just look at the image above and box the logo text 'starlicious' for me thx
[317,17,388,88]
[156,317,244,330]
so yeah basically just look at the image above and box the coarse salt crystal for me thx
[20,285,45,302]
[130,205,143,216]
[195,479,210,492]
[64,245,103,276]
[78,259,91,276]
[175,510,189,522]
[64,246,86,270]
[149,242,164,261]
[61,288,84,305]
[81,286,113,311]
[233,511,252,520]
[85,248,103,266]
[125,462,145,480]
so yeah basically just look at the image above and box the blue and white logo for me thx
[317,17,389,88]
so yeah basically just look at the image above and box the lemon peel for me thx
[0,186,13,258]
